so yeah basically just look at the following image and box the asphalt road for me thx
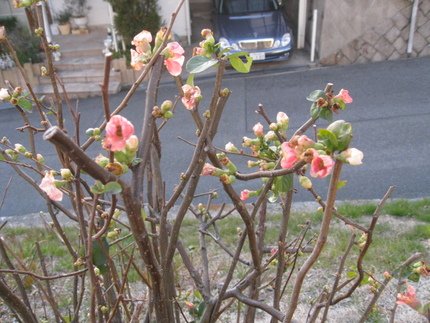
[1,56,429,218]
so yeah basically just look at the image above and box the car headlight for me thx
[281,33,291,47]
[219,37,230,49]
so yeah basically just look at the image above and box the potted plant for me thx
[69,0,91,30]
[54,8,73,35]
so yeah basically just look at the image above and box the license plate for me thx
[249,52,265,60]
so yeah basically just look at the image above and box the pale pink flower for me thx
[181,84,202,110]
[340,148,363,165]
[163,42,185,76]
[253,122,264,136]
[0,88,9,100]
[130,49,145,70]
[240,189,250,201]
[131,30,152,54]
[104,115,135,151]
[39,171,63,201]
[309,149,334,178]
[396,286,422,309]
[280,143,299,169]
[335,89,353,104]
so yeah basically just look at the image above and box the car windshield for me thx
[220,0,278,15]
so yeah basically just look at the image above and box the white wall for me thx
[158,0,191,41]
[48,0,111,27]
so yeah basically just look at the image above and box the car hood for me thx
[217,10,289,41]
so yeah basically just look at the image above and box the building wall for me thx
[319,0,430,65]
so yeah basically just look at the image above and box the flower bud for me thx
[37,154,45,163]
[269,123,278,131]
[299,175,312,189]
[86,128,94,137]
[14,143,26,152]
[105,162,125,175]
[264,131,277,141]
[225,142,239,153]
[276,112,289,126]
[60,168,73,179]
[34,27,43,36]
[253,122,264,136]
[161,100,172,113]
[163,110,173,119]
[24,152,32,158]
[125,135,139,152]
[95,154,109,168]
[41,66,48,76]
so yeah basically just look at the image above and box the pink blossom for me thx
[104,115,135,151]
[253,122,264,136]
[39,171,63,201]
[181,84,202,110]
[280,143,299,169]
[340,148,363,165]
[396,286,422,310]
[0,88,9,100]
[130,49,145,70]
[131,30,152,54]
[335,89,353,104]
[240,189,250,201]
[309,149,335,178]
[163,42,185,76]
[185,301,195,309]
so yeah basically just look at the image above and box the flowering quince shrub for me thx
[0,1,428,323]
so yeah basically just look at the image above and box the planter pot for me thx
[58,23,71,35]
[71,16,88,30]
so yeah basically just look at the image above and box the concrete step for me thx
[39,69,121,84]
[34,81,121,100]
[52,55,106,70]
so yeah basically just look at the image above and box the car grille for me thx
[239,39,274,50]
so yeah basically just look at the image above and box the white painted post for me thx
[297,0,307,49]
[407,0,419,55]
[39,2,52,43]
[310,9,317,62]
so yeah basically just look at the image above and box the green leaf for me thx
[337,180,348,190]
[186,56,218,74]
[92,238,109,274]
[131,158,142,166]
[194,290,203,301]
[346,271,358,279]
[114,150,129,163]
[319,108,333,122]
[186,73,195,86]
[310,102,321,119]
[327,120,352,151]
[218,47,232,57]
[18,98,33,113]
[306,90,326,102]
[104,182,122,194]
[317,129,338,152]
[90,180,105,194]
[274,174,293,193]
[408,272,420,282]
[229,55,253,73]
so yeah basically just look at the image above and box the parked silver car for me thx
[212,0,293,61]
